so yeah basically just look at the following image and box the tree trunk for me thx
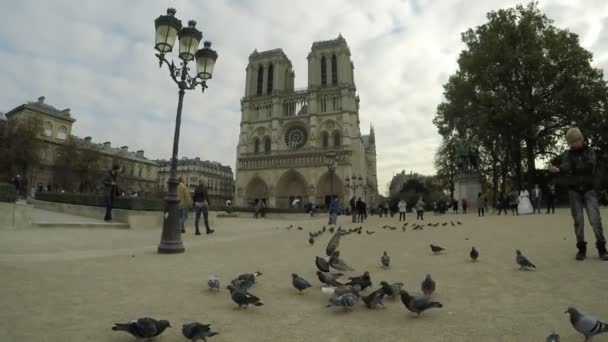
[525,137,536,192]
[512,141,523,190]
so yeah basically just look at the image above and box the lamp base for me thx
[158,239,185,254]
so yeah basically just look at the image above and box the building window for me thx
[321,132,329,148]
[321,56,327,86]
[44,121,52,137]
[333,131,341,147]
[253,138,260,154]
[57,126,67,140]
[331,54,338,85]
[320,97,327,112]
[256,66,264,96]
[267,64,273,94]
[332,95,340,111]
[264,137,271,154]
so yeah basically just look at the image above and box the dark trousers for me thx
[546,197,555,213]
[498,206,508,215]
[358,211,365,222]
[478,208,485,217]
[533,198,542,214]
[195,207,210,233]
[511,205,518,215]
[569,190,605,243]
[104,194,113,221]
[399,212,406,221]
[462,206,467,214]
[416,210,424,220]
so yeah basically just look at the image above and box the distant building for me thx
[4,96,158,193]
[388,170,424,198]
[156,157,234,204]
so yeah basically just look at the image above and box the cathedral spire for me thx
[369,123,375,145]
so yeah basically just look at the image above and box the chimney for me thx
[103,141,111,149]
[136,150,144,158]
[84,136,92,143]
[61,108,71,115]
[121,146,128,153]
[38,96,45,104]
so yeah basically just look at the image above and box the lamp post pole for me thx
[154,8,218,254]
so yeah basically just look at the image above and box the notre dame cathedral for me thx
[234,35,378,208]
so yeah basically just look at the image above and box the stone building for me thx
[4,96,159,193]
[156,158,234,204]
[234,35,378,208]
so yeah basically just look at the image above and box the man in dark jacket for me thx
[549,127,607,261]
[102,164,120,222]
[349,196,357,223]
[193,182,213,235]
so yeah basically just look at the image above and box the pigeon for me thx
[226,285,264,308]
[515,250,536,269]
[322,284,361,297]
[291,273,312,293]
[297,226,303,230]
[112,317,171,338]
[326,292,358,310]
[442,222,447,226]
[366,230,375,235]
[421,274,436,297]
[451,221,455,226]
[565,307,608,341]
[381,251,390,268]
[315,256,331,272]
[231,271,262,290]
[346,271,372,291]
[182,322,219,342]
[326,232,342,257]
[329,227,335,233]
[470,247,479,262]
[308,237,315,245]
[207,274,220,291]
[317,271,344,287]
[362,287,386,309]
[389,226,397,230]
[545,333,560,342]
[329,251,354,272]
[457,221,462,225]
[400,290,443,315]
[430,244,445,254]
[322,226,326,232]
[403,222,409,227]
[379,281,403,299]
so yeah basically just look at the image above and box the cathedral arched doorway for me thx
[245,177,269,206]
[316,172,345,209]
[276,169,308,208]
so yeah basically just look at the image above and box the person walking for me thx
[546,182,556,214]
[383,202,389,217]
[497,191,507,215]
[461,198,468,215]
[416,197,425,220]
[349,196,357,223]
[532,184,542,214]
[177,177,192,233]
[477,193,485,217]
[398,199,407,221]
[452,199,458,214]
[101,165,120,222]
[329,196,340,225]
[193,183,213,235]
[356,197,365,223]
[549,127,607,261]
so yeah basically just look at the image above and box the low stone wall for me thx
[0,202,33,229]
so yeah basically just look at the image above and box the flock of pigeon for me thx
[111,220,608,341]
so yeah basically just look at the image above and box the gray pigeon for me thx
[291,273,312,293]
[317,271,343,287]
[379,281,404,299]
[315,256,330,272]
[308,236,315,245]
[421,274,436,297]
[346,271,372,291]
[381,251,390,268]
[326,232,342,257]
[182,322,219,342]
[226,285,264,308]
[231,271,262,290]
[329,251,354,272]
[362,287,386,309]
[470,247,479,262]
[545,333,560,342]
[516,249,536,269]
[207,274,220,291]
[400,290,443,315]
[430,244,445,254]
[326,292,358,310]
[566,307,608,341]
[112,317,171,338]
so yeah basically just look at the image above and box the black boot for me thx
[576,242,587,260]
[595,241,608,261]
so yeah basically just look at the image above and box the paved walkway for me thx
[31,208,105,223]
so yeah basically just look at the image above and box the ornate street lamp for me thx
[345,175,364,197]
[155,8,218,254]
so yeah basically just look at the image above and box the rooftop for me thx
[248,48,292,67]
[5,96,76,123]
[311,34,348,48]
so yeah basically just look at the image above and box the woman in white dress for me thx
[518,188,534,215]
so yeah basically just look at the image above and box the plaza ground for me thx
[1,209,607,342]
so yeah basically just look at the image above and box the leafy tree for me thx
[53,137,104,192]
[0,116,43,182]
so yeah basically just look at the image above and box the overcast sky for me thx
[1,0,607,195]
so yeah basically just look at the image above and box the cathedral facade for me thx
[234,35,378,209]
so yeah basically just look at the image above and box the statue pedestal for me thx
[454,173,482,211]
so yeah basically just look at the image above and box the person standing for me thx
[329,196,340,225]
[461,198,468,215]
[452,199,458,214]
[546,182,556,214]
[477,193,485,217]
[177,177,192,233]
[349,196,357,223]
[356,197,365,223]
[416,197,425,220]
[102,165,120,222]
[549,127,607,261]
[398,199,407,221]
[193,183,214,235]
[383,202,389,217]
[531,184,542,214]
[497,191,507,215]
[509,188,520,215]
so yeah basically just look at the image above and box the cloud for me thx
[0,0,606,196]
